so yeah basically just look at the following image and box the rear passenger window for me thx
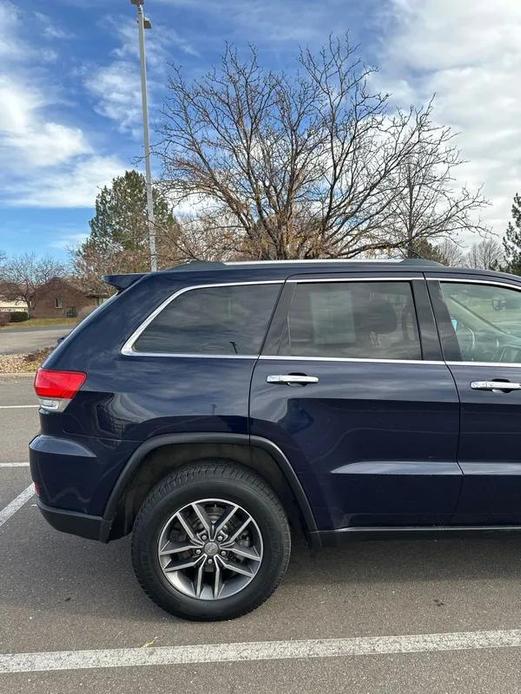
[275,281,421,360]
[133,283,280,356]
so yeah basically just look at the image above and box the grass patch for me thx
[0,317,78,330]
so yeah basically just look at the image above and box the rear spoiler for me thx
[103,273,146,291]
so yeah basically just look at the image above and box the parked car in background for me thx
[29,259,521,620]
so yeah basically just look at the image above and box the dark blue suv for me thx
[30,259,521,620]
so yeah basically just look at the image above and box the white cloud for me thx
[0,1,62,64]
[0,75,125,206]
[155,0,334,43]
[34,12,74,40]
[50,232,89,250]
[3,155,124,208]
[0,2,126,208]
[84,15,193,135]
[85,61,142,134]
[0,77,90,167]
[0,1,24,60]
[111,16,198,63]
[379,0,521,244]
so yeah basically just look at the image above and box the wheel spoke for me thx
[191,502,212,535]
[164,557,200,573]
[227,543,261,562]
[213,558,223,599]
[222,517,251,545]
[213,504,239,537]
[217,556,254,578]
[176,509,201,545]
[194,559,205,597]
[159,541,197,556]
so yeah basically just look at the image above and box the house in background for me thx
[0,296,27,313]
[31,277,109,318]
[0,282,27,314]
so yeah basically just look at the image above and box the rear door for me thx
[250,272,461,531]
[428,273,521,524]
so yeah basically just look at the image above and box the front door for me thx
[428,274,521,525]
[250,273,461,531]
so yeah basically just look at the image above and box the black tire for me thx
[131,462,291,621]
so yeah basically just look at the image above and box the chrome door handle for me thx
[266,374,319,385]
[471,381,521,391]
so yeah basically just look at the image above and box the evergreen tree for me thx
[74,170,182,290]
[503,193,521,275]
[404,238,446,263]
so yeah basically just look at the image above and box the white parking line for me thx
[0,462,30,467]
[0,485,34,528]
[0,405,39,409]
[1,629,521,674]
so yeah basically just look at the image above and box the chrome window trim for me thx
[272,276,425,363]
[259,355,443,365]
[124,352,259,359]
[429,277,521,367]
[121,280,283,357]
[287,276,423,283]
[447,361,521,369]
[427,277,521,292]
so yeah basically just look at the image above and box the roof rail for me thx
[399,258,444,266]
[104,258,445,290]
[223,259,402,265]
[164,260,227,272]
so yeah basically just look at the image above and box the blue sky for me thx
[1,0,521,260]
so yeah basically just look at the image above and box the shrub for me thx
[9,311,29,322]
[0,312,8,327]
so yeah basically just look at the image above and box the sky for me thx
[1,0,520,261]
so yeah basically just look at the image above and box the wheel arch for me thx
[102,433,318,542]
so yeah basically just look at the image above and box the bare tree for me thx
[386,120,489,256]
[0,253,65,313]
[465,238,504,270]
[164,210,244,262]
[159,38,488,259]
[397,237,464,265]
[435,239,465,266]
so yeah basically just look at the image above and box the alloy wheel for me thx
[157,498,264,600]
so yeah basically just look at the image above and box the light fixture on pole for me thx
[130,0,157,272]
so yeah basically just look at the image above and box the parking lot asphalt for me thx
[0,327,68,355]
[1,376,521,692]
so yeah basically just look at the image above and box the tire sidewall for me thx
[133,474,289,620]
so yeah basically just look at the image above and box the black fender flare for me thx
[100,432,318,540]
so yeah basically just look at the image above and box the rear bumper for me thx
[29,433,138,524]
[37,498,110,542]
[30,433,116,542]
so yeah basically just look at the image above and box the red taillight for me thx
[34,368,87,400]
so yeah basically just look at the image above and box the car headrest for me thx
[357,298,398,335]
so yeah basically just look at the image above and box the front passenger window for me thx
[440,282,521,364]
[276,281,421,360]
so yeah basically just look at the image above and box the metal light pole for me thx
[130,0,157,272]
